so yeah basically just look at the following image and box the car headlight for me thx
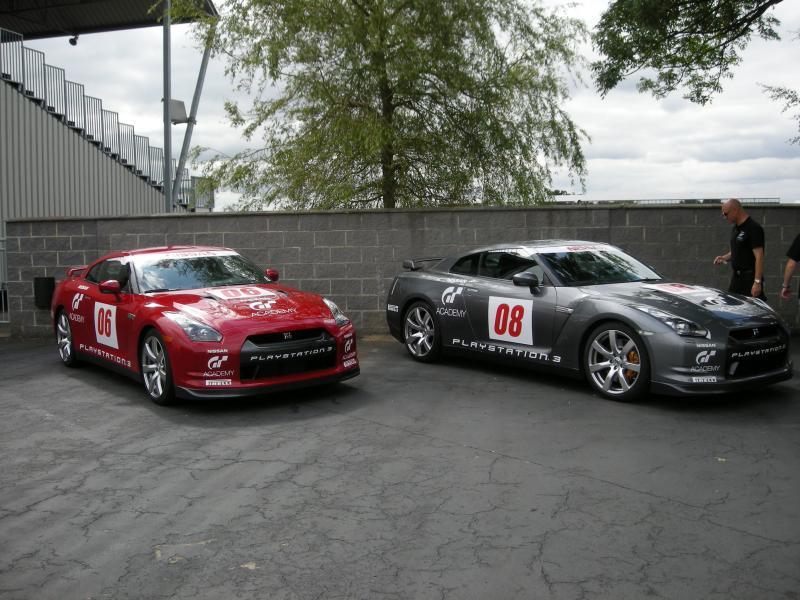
[632,305,708,337]
[323,298,350,327]
[164,311,222,342]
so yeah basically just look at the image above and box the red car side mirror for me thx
[266,268,279,282]
[99,279,122,294]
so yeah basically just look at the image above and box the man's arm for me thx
[713,251,731,265]
[751,246,764,297]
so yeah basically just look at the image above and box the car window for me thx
[134,253,268,292]
[479,251,540,280]
[450,253,479,276]
[85,259,131,291]
[538,248,660,286]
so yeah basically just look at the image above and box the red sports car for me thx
[51,246,359,404]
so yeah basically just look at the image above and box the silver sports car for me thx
[385,241,793,401]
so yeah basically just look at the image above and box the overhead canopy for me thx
[0,0,217,40]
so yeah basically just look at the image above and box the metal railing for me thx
[102,109,120,157]
[1,26,208,213]
[22,46,45,101]
[119,123,135,166]
[64,80,86,129]
[134,134,150,178]
[44,64,65,115]
[83,95,103,143]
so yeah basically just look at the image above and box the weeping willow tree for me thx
[180,0,588,210]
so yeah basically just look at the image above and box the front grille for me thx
[728,349,788,378]
[240,330,336,381]
[729,324,780,342]
[247,328,325,345]
[725,322,788,379]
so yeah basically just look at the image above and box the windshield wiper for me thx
[143,288,175,293]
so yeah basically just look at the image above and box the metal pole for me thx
[172,23,216,206]
[162,0,172,213]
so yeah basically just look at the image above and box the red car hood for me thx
[148,284,333,332]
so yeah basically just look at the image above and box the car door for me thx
[81,258,138,370]
[461,249,559,363]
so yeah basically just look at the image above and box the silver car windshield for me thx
[133,253,268,292]
[538,248,661,286]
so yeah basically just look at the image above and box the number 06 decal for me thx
[94,302,119,349]
[488,297,533,345]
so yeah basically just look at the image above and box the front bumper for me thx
[650,364,793,396]
[176,367,360,399]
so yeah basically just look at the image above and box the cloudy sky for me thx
[25,1,800,209]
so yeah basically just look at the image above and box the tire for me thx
[55,310,79,367]
[403,301,441,363]
[583,322,650,402]
[140,330,176,406]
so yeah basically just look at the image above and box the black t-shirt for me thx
[730,217,764,270]
[787,233,800,262]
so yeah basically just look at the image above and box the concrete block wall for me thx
[6,204,800,338]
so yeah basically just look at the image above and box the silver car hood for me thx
[580,281,777,327]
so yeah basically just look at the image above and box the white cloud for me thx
[24,1,800,209]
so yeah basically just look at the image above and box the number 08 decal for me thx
[488,297,533,345]
[94,302,119,349]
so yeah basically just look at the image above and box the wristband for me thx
[754,279,761,284]
[783,284,791,289]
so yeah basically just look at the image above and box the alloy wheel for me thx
[56,312,72,363]
[587,328,642,396]
[142,335,168,400]
[404,305,436,358]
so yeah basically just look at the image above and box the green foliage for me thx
[593,0,784,104]
[762,84,800,144]
[180,0,588,210]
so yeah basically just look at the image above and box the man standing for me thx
[713,198,767,300]
[779,233,800,301]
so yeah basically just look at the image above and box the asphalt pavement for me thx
[1,336,799,600]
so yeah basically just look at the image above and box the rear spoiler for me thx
[66,266,86,277]
[402,257,443,271]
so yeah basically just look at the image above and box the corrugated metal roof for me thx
[0,0,217,40]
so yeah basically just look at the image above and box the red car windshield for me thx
[132,252,268,293]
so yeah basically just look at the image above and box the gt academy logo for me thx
[696,350,716,364]
[249,299,277,311]
[692,376,717,383]
[343,358,358,368]
[489,297,533,345]
[71,293,85,310]
[344,338,354,353]
[441,286,464,305]
[68,313,85,324]
[387,304,399,313]
[203,370,234,378]
[208,355,228,369]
